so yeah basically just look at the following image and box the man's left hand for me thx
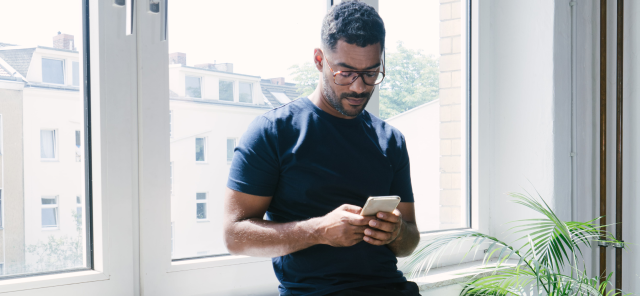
[363,209,404,246]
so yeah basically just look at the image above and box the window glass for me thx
[219,80,234,101]
[76,196,82,225]
[41,197,58,228]
[0,1,90,277]
[196,193,207,220]
[40,130,56,159]
[42,58,65,84]
[239,82,252,103]
[226,138,236,162]
[72,61,79,86]
[379,0,469,231]
[195,137,206,162]
[185,76,201,98]
[168,0,324,260]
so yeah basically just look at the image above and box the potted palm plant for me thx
[402,191,630,296]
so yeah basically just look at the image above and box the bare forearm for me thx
[387,220,419,257]
[225,217,321,257]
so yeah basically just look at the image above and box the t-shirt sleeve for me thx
[389,135,414,203]
[227,116,280,197]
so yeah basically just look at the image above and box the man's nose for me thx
[349,75,367,94]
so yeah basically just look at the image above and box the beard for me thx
[322,73,373,117]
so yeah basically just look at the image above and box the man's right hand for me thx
[312,204,374,247]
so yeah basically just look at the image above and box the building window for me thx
[76,196,82,226]
[42,58,65,84]
[219,80,234,101]
[239,82,252,103]
[226,138,236,162]
[185,76,202,98]
[40,130,57,159]
[41,196,59,228]
[72,61,80,86]
[75,130,81,162]
[196,193,207,220]
[0,189,3,229]
[195,137,206,162]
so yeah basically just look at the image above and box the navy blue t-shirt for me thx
[227,97,414,296]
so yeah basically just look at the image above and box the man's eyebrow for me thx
[336,62,381,70]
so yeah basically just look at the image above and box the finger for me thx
[364,228,392,242]
[376,210,401,223]
[346,213,373,226]
[340,204,363,215]
[363,235,386,246]
[368,219,397,233]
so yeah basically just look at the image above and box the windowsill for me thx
[41,227,60,231]
[40,159,59,162]
[196,219,209,223]
[409,259,518,291]
[195,161,208,165]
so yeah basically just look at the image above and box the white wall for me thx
[22,87,84,267]
[386,100,440,231]
[169,100,269,258]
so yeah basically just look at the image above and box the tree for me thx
[379,41,439,119]
[24,210,83,273]
[289,61,319,97]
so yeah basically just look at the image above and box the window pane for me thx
[42,58,64,84]
[0,1,90,276]
[72,61,79,86]
[195,138,205,161]
[169,0,321,259]
[226,138,235,162]
[219,80,234,101]
[185,76,201,98]
[41,208,58,227]
[196,203,206,219]
[40,130,56,159]
[196,193,206,200]
[379,0,469,231]
[239,82,252,103]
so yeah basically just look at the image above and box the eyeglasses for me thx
[323,51,385,86]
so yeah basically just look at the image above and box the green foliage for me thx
[402,190,630,296]
[25,210,83,273]
[288,62,319,98]
[379,41,439,119]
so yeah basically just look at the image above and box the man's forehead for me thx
[328,40,382,70]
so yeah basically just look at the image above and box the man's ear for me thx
[313,48,323,72]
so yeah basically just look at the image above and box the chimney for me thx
[194,62,233,73]
[269,77,285,85]
[53,32,75,50]
[169,52,186,66]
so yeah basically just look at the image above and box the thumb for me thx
[340,204,363,215]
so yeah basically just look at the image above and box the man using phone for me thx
[223,1,420,295]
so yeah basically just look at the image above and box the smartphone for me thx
[360,195,401,216]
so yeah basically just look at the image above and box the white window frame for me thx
[195,137,207,163]
[137,1,484,296]
[195,193,207,221]
[238,81,253,103]
[41,57,66,85]
[40,129,58,161]
[184,75,202,99]
[0,0,140,294]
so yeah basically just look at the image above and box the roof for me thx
[260,79,301,107]
[0,48,36,78]
[0,42,17,48]
[180,65,261,79]
[170,96,272,110]
[0,62,10,77]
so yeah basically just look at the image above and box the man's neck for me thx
[308,86,357,120]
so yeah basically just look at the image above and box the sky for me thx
[0,0,440,81]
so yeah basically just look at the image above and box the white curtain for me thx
[41,130,56,159]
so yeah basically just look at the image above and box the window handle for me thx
[149,0,168,41]
[114,0,134,35]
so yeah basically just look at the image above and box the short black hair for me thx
[321,0,385,52]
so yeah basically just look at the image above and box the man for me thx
[223,1,420,295]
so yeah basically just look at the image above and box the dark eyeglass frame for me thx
[323,50,386,86]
